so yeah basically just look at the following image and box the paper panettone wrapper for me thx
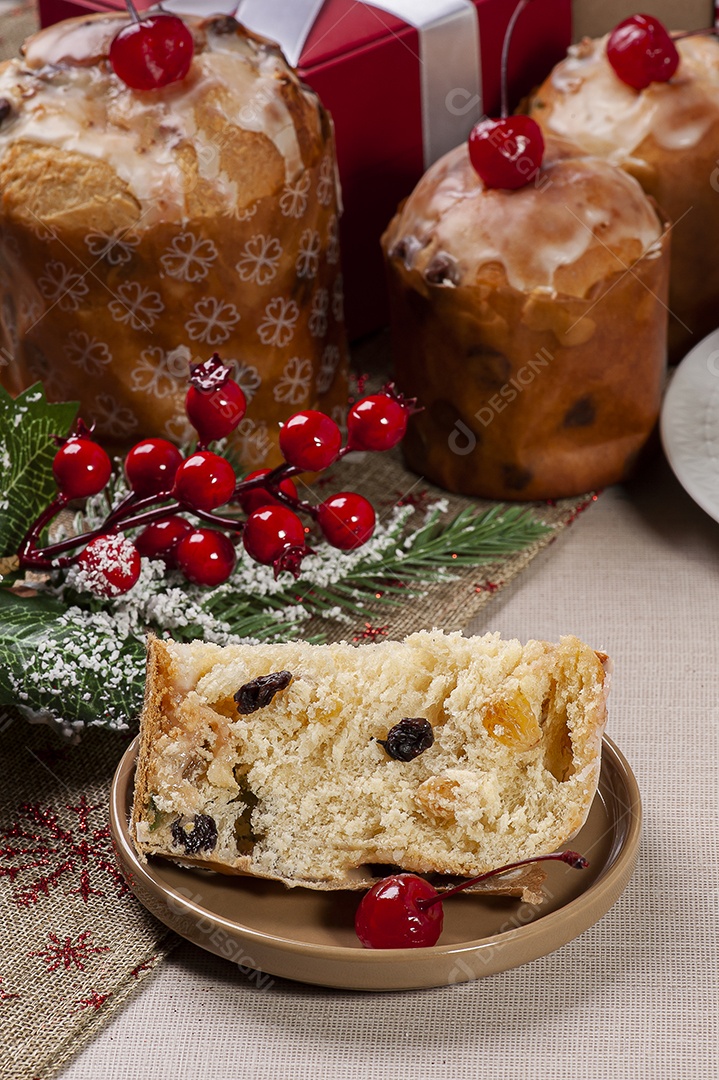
[383,222,670,502]
[0,17,349,466]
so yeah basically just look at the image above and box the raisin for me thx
[377,718,434,762]
[235,670,292,714]
[0,99,12,125]
[207,14,239,34]
[171,814,218,854]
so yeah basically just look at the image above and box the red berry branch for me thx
[17,354,419,598]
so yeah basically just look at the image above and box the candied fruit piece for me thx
[482,691,542,751]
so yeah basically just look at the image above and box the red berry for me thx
[279,411,342,471]
[317,492,375,550]
[186,380,246,444]
[125,439,183,497]
[173,451,236,511]
[53,438,111,500]
[175,528,236,586]
[607,14,679,90]
[109,14,194,91]
[242,505,306,566]
[76,534,141,598]
[468,115,545,191]
[347,394,408,452]
[355,874,443,950]
[134,516,192,567]
[238,469,299,515]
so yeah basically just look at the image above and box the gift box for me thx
[35,1,714,338]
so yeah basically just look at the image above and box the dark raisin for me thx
[171,814,218,855]
[563,396,596,428]
[235,670,292,714]
[425,251,460,286]
[377,718,434,762]
[0,99,12,125]
[207,14,239,34]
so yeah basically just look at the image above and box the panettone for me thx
[528,33,719,362]
[0,13,349,464]
[132,631,609,890]
[382,134,669,501]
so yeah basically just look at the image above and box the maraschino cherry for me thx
[355,851,589,949]
[606,14,679,90]
[110,1,194,91]
[468,0,545,190]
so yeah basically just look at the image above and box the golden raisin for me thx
[482,690,541,751]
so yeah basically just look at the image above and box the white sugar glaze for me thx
[388,137,663,296]
[542,33,719,158]
[0,14,316,221]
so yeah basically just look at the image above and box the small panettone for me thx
[132,631,609,891]
[382,134,669,501]
[529,32,719,362]
[0,14,348,464]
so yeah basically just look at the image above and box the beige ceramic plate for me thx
[111,736,641,992]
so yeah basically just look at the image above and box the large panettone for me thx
[528,33,719,362]
[382,134,669,501]
[0,13,349,464]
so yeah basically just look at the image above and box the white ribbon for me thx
[165,0,483,166]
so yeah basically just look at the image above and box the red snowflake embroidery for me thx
[0,796,129,907]
[130,955,157,979]
[0,977,20,1002]
[564,492,601,526]
[353,623,388,642]
[473,579,504,594]
[30,931,110,973]
[74,989,111,1012]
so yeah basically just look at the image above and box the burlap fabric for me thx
[0,723,178,1080]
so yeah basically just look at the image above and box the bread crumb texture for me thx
[132,631,609,888]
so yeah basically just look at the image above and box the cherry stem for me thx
[416,850,589,910]
[671,27,718,40]
[125,0,142,23]
[500,0,534,119]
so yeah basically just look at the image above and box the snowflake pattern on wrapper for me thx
[160,232,218,283]
[93,393,139,438]
[279,172,310,218]
[0,796,129,908]
[236,234,283,286]
[257,297,299,348]
[109,282,164,332]
[85,231,139,267]
[63,331,112,378]
[273,357,312,405]
[131,344,191,399]
[185,298,241,346]
[37,261,89,313]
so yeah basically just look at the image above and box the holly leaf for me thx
[0,588,145,731]
[0,383,78,557]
